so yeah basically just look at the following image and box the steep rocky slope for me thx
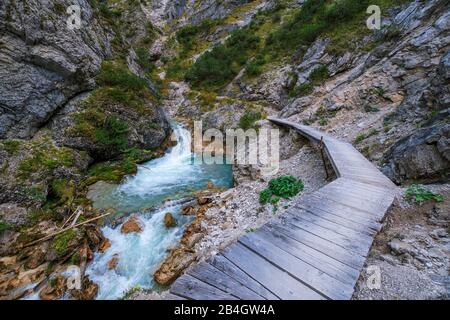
[0,0,448,300]
[0,0,172,299]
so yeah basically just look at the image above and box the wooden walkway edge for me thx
[168,117,399,300]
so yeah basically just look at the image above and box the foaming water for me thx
[85,203,191,300]
[90,125,233,214]
[85,125,233,299]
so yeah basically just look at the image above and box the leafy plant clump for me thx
[238,111,262,130]
[259,176,304,210]
[405,184,444,204]
[185,28,260,90]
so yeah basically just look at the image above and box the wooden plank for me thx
[171,274,239,300]
[288,205,376,239]
[321,182,394,206]
[164,293,187,300]
[332,178,398,195]
[337,173,396,189]
[274,214,371,258]
[209,254,279,300]
[187,262,265,300]
[302,194,383,227]
[239,233,354,300]
[314,189,390,217]
[284,209,373,247]
[252,227,360,283]
[264,222,366,269]
[222,242,326,300]
[329,179,394,198]
[293,201,377,236]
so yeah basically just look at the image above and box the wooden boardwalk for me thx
[168,117,399,300]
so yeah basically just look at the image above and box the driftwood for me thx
[60,206,83,229]
[70,208,83,228]
[24,211,113,248]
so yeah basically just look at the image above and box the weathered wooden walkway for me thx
[168,117,399,300]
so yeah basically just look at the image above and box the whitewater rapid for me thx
[85,125,232,299]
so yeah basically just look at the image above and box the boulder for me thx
[383,122,450,183]
[98,238,111,254]
[0,203,28,228]
[121,216,143,234]
[107,254,119,270]
[164,213,177,229]
[39,276,66,300]
[153,248,195,285]
[0,0,111,139]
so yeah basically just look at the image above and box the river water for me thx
[85,125,233,299]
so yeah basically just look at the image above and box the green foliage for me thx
[135,47,155,74]
[364,105,380,113]
[120,285,142,300]
[177,19,221,53]
[266,0,370,54]
[1,140,21,155]
[245,54,266,77]
[290,83,313,97]
[186,28,260,89]
[45,179,75,209]
[18,141,74,179]
[84,148,154,185]
[52,230,77,256]
[259,175,304,207]
[323,0,369,24]
[405,184,444,204]
[289,65,329,98]
[0,219,10,233]
[238,111,262,130]
[354,129,379,144]
[309,65,329,82]
[94,116,129,150]
[97,61,147,92]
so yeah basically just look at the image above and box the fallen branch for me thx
[70,208,83,228]
[60,206,82,229]
[24,211,113,248]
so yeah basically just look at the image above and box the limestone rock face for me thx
[383,120,450,184]
[0,0,112,139]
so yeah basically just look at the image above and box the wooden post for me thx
[319,136,330,180]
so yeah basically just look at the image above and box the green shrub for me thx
[309,65,329,82]
[323,0,369,23]
[177,19,221,53]
[354,129,379,144]
[265,0,369,53]
[259,175,304,206]
[238,111,262,130]
[186,29,260,89]
[97,61,147,92]
[1,140,21,155]
[405,184,444,204]
[290,83,314,97]
[94,116,129,150]
[135,47,155,74]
